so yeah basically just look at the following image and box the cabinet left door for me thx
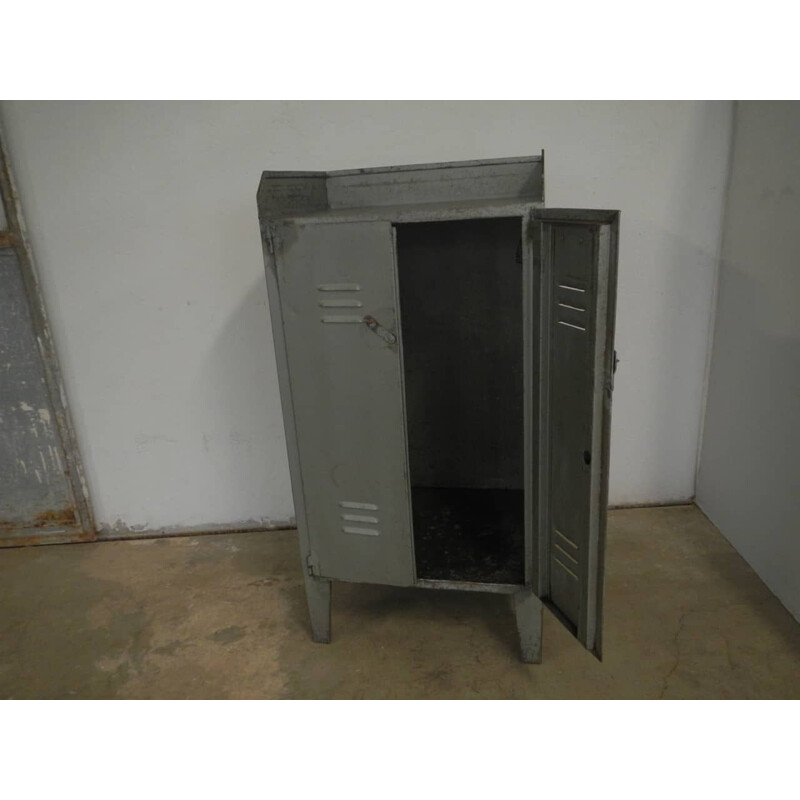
[264,220,415,586]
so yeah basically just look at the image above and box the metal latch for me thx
[363,315,397,345]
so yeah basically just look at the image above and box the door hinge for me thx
[606,350,619,397]
[306,552,319,577]
[261,222,279,256]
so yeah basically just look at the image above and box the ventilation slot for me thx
[341,513,379,524]
[318,283,363,322]
[320,299,363,308]
[317,283,361,292]
[551,528,580,580]
[553,557,579,580]
[342,526,379,536]
[340,501,378,511]
[321,316,364,324]
[557,320,586,332]
[553,542,577,564]
[339,501,380,536]
[555,284,588,332]
[554,527,578,550]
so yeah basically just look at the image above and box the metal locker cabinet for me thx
[257,156,619,662]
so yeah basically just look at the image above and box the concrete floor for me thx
[1,504,798,699]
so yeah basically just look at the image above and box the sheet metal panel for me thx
[257,156,544,222]
[273,220,415,586]
[0,125,94,546]
[0,248,80,540]
[536,209,619,658]
[326,157,543,209]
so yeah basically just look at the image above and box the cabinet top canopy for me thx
[257,154,544,224]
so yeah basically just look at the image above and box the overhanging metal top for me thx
[257,154,545,223]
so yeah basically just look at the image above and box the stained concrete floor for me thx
[1,504,798,699]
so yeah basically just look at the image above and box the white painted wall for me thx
[697,101,800,620]
[0,101,732,531]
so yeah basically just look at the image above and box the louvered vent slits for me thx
[339,501,380,536]
[318,282,364,324]
[555,283,587,332]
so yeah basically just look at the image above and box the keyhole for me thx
[583,450,591,466]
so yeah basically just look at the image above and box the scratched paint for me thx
[0,248,78,528]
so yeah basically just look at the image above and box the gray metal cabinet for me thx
[257,156,619,662]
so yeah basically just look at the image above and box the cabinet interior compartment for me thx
[396,217,525,584]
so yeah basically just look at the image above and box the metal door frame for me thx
[0,124,95,546]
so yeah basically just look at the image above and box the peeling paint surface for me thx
[0,248,78,532]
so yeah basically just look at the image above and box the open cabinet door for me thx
[535,209,619,659]
[266,220,414,586]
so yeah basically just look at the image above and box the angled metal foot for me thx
[304,575,332,644]
[514,588,543,664]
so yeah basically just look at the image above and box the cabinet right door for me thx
[534,209,620,659]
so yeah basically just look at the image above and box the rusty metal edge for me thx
[0,530,94,548]
[0,524,296,549]
[0,121,96,539]
[0,500,695,549]
[96,524,295,543]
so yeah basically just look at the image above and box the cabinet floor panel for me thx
[412,487,524,584]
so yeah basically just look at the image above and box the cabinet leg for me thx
[304,575,332,644]
[514,588,543,664]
